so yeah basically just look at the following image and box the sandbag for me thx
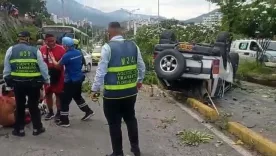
[0,96,16,127]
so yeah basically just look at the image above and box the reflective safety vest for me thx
[9,43,41,79]
[104,40,138,99]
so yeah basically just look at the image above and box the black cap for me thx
[17,31,31,38]
[108,22,121,29]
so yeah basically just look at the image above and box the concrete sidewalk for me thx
[0,91,243,156]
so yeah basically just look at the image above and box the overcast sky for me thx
[78,0,219,20]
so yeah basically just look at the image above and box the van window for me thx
[249,41,260,51]
[267,42,276,51]
[239,42,248,50]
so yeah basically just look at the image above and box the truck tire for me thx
[159,30,177,44]
[154,49,186,80]
[229,52,239,79]
[216,32,230,43]
[216,32,231,69]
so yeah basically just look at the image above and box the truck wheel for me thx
[229,53,239,79]
[216,32,230,43]
[154,49,186,80]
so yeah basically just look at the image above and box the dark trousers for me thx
[60,81,90,121]
[13,84,42,131]
[103,95,139,155]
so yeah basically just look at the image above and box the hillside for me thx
[184,9,220,23]
[46,0,160,26]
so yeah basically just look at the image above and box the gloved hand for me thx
[90,91,100,102]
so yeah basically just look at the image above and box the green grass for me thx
[176,130,214,146]
[237,60,276,80]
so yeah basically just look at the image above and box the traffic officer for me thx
[91,22,146,156]
[3,31,50,137]
[49,37,94,127]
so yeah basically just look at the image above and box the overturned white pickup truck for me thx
[153,32,239,99]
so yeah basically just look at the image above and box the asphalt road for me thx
[0,66,247,156]
[214,81,276,143]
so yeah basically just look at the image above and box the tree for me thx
[237,1,276,38]
[206,0,245,33]
[160,19,179,29]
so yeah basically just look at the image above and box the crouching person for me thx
[3,31,50,137]
[49,37,94,127]
[0,85,31,127]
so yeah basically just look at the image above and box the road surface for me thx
[214,81,276,143]
[0,66,248,156]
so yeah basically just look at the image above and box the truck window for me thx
[239,42,248,50]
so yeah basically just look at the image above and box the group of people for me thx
[2,22,146,156]
[0,2,18,18]
[24,12,35,20]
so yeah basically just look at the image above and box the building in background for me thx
[49,13,92,26]
[202,11,222,27]
[50,13,58,23]
[121,17,159,31]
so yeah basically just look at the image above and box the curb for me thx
[228,122,276,156]
[186,98,219,121]
[186,97,276,156]
[150,85,276,156]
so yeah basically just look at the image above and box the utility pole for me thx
[61,0,65,26]
[158,0,160,19]
[157,0,160,27]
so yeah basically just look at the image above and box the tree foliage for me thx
[160,19,179,29]
[237,1,276,38]
[208,0,276,38]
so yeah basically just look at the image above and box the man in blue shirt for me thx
[49,37,94,127]
[91,22,146,156]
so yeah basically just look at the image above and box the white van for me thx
[230,39,276,62]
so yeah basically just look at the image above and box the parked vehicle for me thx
[153,31,239,99]
[81,50,92,72]
[92,46,101,66]
[231,39,276,62]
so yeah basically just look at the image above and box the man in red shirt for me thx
[40,34,65,122]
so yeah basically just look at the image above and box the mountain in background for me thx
[184,9,220,24]
[46,0,161,26]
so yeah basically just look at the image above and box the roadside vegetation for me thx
[237,60,276,81]
[0,25,38,63]
[0,0,51,71]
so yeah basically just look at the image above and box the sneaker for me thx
[54,112,60,122]
[56,121,70,127]
[12,130,25,137]
[33,127,46,136]
[81,110,95,121]
[131,148,141,156]
[45,112,55,120]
